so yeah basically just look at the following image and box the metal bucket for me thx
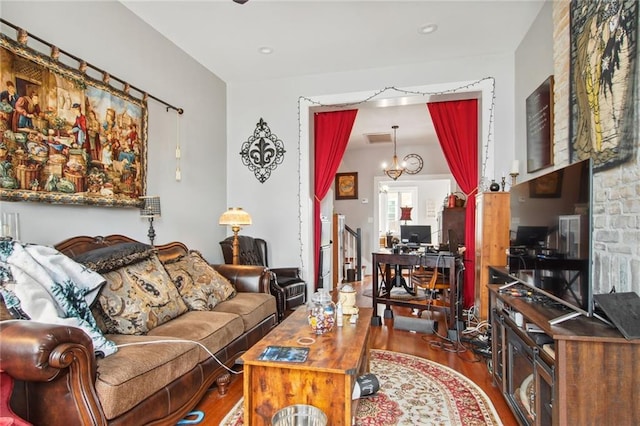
[271,404,327,426]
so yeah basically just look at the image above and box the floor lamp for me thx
[218,207,252,265]
[140,195,161,246]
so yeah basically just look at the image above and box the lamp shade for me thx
[140,196,161,218]
[400,206,412,222]
[219,207,252,227]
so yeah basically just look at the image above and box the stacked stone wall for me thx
[553,1,640,294]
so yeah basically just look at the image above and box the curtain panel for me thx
[313,109,358,288]
[427,99,478,309]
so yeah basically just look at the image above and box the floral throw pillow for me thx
[163,250,236,311]
[98,254,188,335]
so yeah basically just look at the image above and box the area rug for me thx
[219,349,503,426]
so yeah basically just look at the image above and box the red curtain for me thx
[427,99,478,309]
[313,109,358,289]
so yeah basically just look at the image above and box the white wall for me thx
[228,54,517,283]
[1,1,228,262]
[514,0,555,179]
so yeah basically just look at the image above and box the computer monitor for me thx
[400,225,431,245]
[514,226,549,247]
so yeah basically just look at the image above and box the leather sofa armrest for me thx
[268,275,286,321]
[0,320,96,381]
[0,320,105,426]
[270,267,301,279]
[214,264,271,294]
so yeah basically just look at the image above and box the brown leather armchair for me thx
[220,235,307,321]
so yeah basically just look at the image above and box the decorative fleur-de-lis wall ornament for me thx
[240,118,286,183]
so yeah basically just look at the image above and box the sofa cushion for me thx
[162,251,234,311]
[95,334,201,420]
[74,242,154,273]
[213,292,277,332]
[148,310,245,362]
[98,254,188,335]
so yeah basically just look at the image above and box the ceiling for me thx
[122,0,546,149]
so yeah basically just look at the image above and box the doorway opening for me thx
[301,79,495,284]
[374,176,453,251]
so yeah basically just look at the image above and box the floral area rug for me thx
[220,349,503,426]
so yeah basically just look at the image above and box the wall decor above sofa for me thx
[0,26,148,207]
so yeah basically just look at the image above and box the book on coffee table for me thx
[258,345,309,362]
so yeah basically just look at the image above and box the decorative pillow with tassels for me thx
[163,250,236,311]
[98,254,188,335]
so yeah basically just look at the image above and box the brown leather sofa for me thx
[0,235,277,426]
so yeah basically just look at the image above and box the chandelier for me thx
[382,125,405,180]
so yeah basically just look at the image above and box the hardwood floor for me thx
[195,277,518,425]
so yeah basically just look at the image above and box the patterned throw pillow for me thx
[74,242,154,273]
[98,254,188,335]
[163,250,236,311]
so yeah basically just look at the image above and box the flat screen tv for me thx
[508,159,593,321]
[400,225,431,245]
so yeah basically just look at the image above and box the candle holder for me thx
[509,172,519,188]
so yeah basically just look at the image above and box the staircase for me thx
[332,213,362,287]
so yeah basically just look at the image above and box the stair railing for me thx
[343,225,362,282]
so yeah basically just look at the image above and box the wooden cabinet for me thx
[475,192,510,320]
[439,207,465,245]
[488,274,640,425]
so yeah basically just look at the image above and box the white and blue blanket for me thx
[0,240,117,357]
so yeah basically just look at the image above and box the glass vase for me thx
[307,290,336,334]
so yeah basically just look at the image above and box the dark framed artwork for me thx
[335,172,358,200]
[529,169,564,198]
[526,76,554,173]
[569,0,638,170]
[0,33,147,207]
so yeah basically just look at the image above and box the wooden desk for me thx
[371,251,462,330]
[241,307,372,425]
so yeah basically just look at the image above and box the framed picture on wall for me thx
[526,76,554,173]
[335,172,358,200]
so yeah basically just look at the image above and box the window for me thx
[380,186,417,235]
[376,178,452,245]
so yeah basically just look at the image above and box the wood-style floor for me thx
[195,277,518,425]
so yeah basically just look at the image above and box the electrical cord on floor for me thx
[422,263,486,362]
[117,339,242,375]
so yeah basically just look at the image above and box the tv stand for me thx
[488,266,640,425]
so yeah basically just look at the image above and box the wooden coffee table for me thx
[241,307,372,426]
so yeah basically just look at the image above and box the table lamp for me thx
[218,207,252,264]
[140,195,161,246]
[400,206,412,225]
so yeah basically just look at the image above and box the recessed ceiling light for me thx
[258,46,273,55]
[418,23,438,35]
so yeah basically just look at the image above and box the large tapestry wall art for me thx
[0,33,147,207]
[569,0,638,170]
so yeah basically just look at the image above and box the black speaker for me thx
[393,315,438,334]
